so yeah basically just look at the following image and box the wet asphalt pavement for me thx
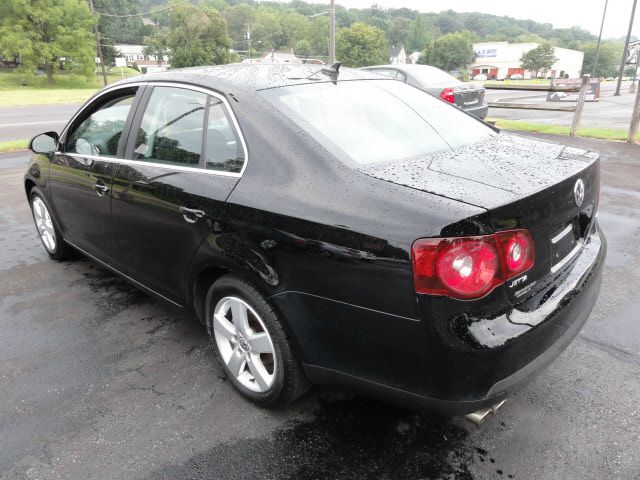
[1,134,639,480]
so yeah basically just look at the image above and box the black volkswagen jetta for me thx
[24,64,605,416]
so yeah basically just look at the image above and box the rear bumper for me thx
[272,226,605,415]
[464,104,488,119]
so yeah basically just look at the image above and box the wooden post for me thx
[628,83,640,143]
[570,75,590,137]
[87,0,108,87]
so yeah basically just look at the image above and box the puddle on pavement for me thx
[149,395,476,480]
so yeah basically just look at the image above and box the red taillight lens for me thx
[411,230,535,300]
[495,230,534,278]
[439,87,456,104]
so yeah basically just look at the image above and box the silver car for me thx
[361,64,488,119]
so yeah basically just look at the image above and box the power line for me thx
[95,0,191,18]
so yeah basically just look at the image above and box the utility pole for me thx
[615,0,637,96]
[592,0,608,77]
[328,0,336,64]
[87,0,108,87]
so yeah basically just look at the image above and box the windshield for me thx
[261,79,496,166]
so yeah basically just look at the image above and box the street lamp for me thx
[309,0,336,64]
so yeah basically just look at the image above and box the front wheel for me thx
[30,189,71,260]
[205,275,309,407]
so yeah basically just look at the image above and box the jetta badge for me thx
[574,179,585,207]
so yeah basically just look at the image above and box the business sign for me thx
[115,57,127,67]
[475,48,498,58]
[94,57,101,64]
[547,78,601,103]
[625,40,640,65]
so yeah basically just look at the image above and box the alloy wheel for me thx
[32,196,56,252]
[213,296,277,393]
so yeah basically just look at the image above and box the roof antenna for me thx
[321,61,341,77]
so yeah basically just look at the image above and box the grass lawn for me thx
[0,68,141,106]
[490,118,631,142]
[0,139,28,153]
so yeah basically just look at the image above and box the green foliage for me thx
[294,39,312,57]
[0,0,95,84]
[419,31,476,71]
[520,43,558,77]
[146,3,231,68]
[387,17,412,48]
[223,4,255,50]
[580,40,623,78]
[336,22,388,67]
[93,0,147,45]
[405,14,439,52]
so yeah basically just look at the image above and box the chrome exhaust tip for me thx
[463,400,507,426]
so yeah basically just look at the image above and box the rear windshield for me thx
[405,66,461,85]
[260,79,495,166]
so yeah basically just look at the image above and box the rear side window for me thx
[205,99,245,173]
[133,87,207,167]
[65,94,135,157]
[132,86,245,173]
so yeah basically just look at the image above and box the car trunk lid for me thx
[358,133,600,303]
[453,84,485,110]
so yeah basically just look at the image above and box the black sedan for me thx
[361,64,488,119]
[24,64,605,419]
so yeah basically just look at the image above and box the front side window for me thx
[134,87,207,167]
[65,93,135,157]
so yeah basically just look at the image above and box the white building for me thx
[390,45,407,65]
[113,44,169,72]
[471,42,584,80]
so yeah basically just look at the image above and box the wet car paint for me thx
[22,65,604,415]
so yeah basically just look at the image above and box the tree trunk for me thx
[46,62,54,84]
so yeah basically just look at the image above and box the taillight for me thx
[411,230,535,300]
[439,87,456,104]
[495,230,534,278]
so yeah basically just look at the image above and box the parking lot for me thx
[1,133,639,480]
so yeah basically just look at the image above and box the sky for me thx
[303,0,638,40]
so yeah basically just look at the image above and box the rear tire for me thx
[205,274,310,407]
[29,189,72,261]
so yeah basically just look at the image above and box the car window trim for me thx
[56,81,249,179]
[60,86,143,158]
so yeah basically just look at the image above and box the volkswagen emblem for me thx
[574,179,585,207]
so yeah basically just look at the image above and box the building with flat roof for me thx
[471,42,584,80]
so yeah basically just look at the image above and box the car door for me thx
[50,86,142,270]
[111,84,246,304]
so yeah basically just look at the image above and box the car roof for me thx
[114,63,385,94]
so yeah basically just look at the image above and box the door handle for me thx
[179,206,205,224]
[94,183,110,197]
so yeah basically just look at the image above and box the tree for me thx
[405,14,439,52]
[223,4,255,51]
[388,17,412,48]
[581,40,623,78]
[419,31,476,71]
[149,3,231,68]
[336,23,388,67]
[0,0,95,84]
[520,43,558,78]
[294,39,312,57]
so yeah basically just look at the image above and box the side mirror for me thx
[29,132,59,154]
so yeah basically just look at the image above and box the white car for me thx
[473,73,488,81]
[510,74,524,80]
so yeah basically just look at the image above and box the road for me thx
[1,136,639,479]
[485,81,636,130]
[0,80,636,144]
[0,104,80,143]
